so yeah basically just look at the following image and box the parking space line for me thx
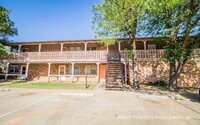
[0,94,54,119]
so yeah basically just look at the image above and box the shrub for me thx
[148,80,167,87]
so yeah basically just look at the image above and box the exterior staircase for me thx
[106,53,124,90]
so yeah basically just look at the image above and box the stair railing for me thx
[119,53,125,87]
[105,53,109,86]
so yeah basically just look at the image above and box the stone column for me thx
[18,45,22,53]
[5,63,10,80]
[96,63,100,83]
[25,63,30,80]
[47,63,51,82]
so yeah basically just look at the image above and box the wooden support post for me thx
[48,63,51,82]
[60,43,64,52]
[25,63,30,80]
[143,40,147,50]
[96,63,100,83]
[71,63,75,82]
[5,63,10,81]
[106,44,109,54]
[18,45,22,53]
[84,42,88,59]
[143,40,147,59]
[124,63,127,84]
[38,44,42,52]
[84,42,88,52]
[118,41,121,52]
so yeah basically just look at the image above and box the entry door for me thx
[108,42,119,60]
[21,65,26,75]
[59,66,65,75]
[100,64,106,79]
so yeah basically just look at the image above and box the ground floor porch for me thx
[0,63,109,83]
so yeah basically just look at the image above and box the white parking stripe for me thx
[0,94,53,119]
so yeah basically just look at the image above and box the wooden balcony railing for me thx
[6,49,200,63]
[120,49,200,61]
[7,51,107,62]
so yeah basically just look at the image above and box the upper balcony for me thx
[7,49,200,63]
[6,40,108,63]
[5,39,200,63]
[120,49,200,61]
[7,51,107,63]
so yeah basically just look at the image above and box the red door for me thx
[100,64,106,79]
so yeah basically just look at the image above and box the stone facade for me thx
[19,43,106,52]
[28,64,48,81]
[21,45,39,52]
[27,63,98,82]
[128,60,200,87]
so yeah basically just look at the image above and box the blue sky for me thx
[1,0,99,42]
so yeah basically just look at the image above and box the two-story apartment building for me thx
[1,38,200,87]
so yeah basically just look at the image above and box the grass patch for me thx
[0,81,97,90]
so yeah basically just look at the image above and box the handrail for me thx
[6,49,200,62]
[120,49,200,61]
[7,51,107,62]
[119,52,124,86]
[106,54,109,86]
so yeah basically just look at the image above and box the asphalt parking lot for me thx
[0,87,199,125]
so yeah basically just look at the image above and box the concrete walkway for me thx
[0,86,199,125]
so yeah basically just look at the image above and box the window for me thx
[70,47,75,51]
[11,47,18,53]
[67,65,80,74]
[85,65,97,75]
[87,47,97,51]
[9,65,19,74]
[90,66,97,74]
[147,45,156,50]
[22,48,29,52]
[68,65,72,74]
[74,66,80,75]
[85,65,90,74]
[70,47,81,51]
[76,47,81,51]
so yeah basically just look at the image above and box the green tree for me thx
[0,5,17,60]
[92,0,146,89]
[142,0,200,90]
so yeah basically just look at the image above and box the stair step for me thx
[107,76,121,79]
[106,85,122,89]
[108,67,120,69]
[107,72,122,74]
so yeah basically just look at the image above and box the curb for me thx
[0,88,11,91]
[137,94,169,99]
[60,92,95,97]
